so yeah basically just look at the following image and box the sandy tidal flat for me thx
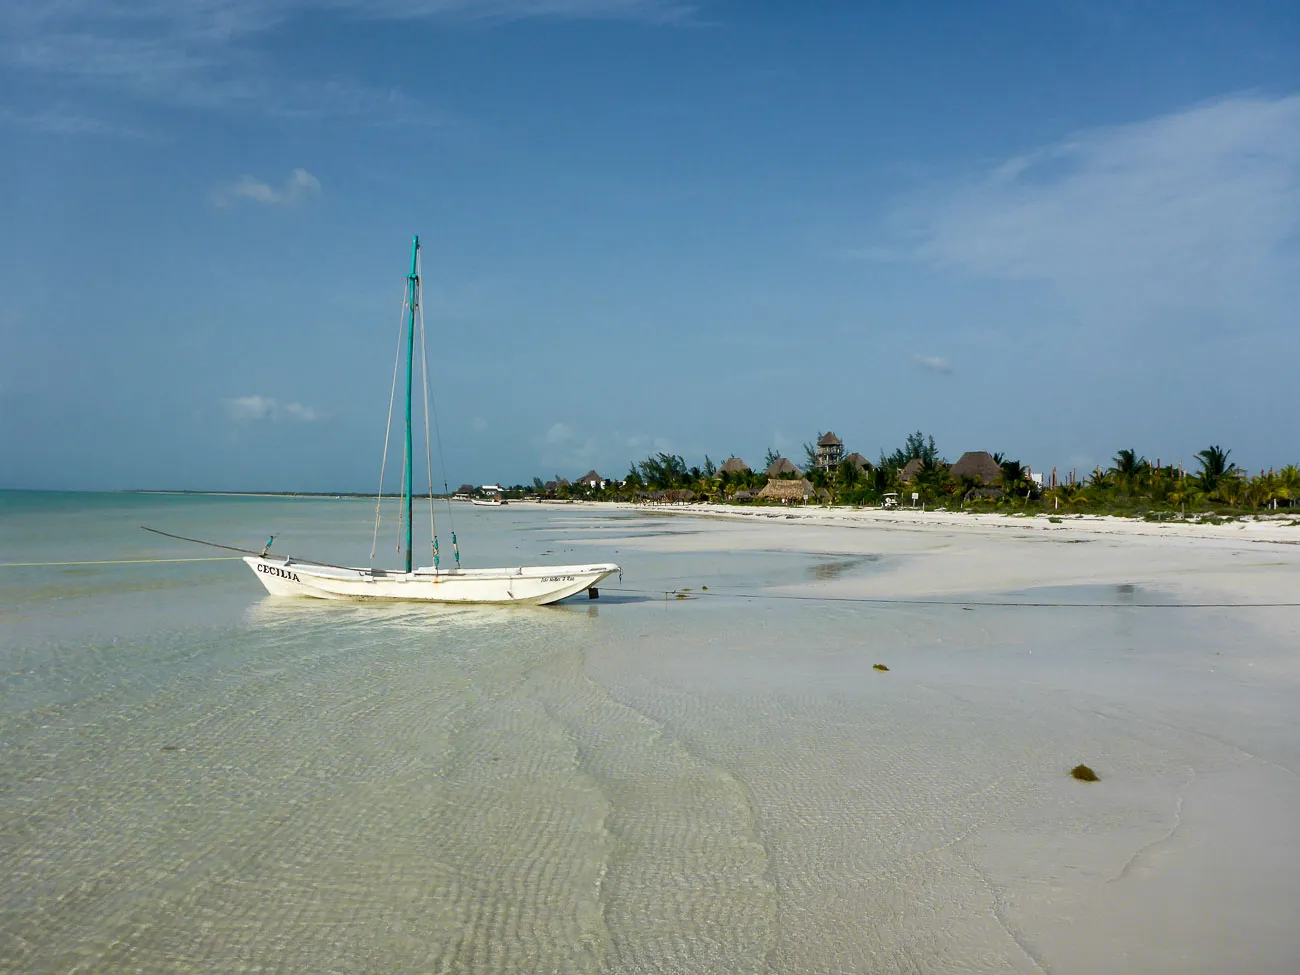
[1,494,1298,973]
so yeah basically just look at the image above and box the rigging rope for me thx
[418,249,460,568]
[396,448,407,555]
[416,248,439,570]
[2,557,243,567]
[371,285,411,563]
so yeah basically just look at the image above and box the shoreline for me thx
[546,498,1300,546]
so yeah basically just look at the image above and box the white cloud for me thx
[545,421,574,444]
[224,395,319,422]
[0,104,149,137]
[884,93,1300,332]
[283,401,319,421]
[537,420,599,471]
[0,1,692,126]
[211,168,321,208]
[911,354,953,374]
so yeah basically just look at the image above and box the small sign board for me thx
[911,492,919,501]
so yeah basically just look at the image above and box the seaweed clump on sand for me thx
[1070,764,1099,782]
[872,663,889,672]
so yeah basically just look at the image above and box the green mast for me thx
[404,235,419,573]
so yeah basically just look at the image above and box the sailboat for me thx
[241,236,619,605]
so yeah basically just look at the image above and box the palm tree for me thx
[1277,465,1300,507]
[1000,459,1026,497]
[837,458,861,491]
[1111,449,1139,475]
[1196,445,1237,494]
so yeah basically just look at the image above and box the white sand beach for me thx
[574,503,1300,972]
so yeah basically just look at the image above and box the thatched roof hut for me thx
[900,457,924,481]
[719,457,750,474]
[575,470,604,488]
[732,489,755,501]
[765,457,801,477]
[757,477,814,502]
[817,431,843,447]
[950,451,1002,486]
[844,452,871,470]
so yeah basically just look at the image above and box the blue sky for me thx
[2,0,1298,491]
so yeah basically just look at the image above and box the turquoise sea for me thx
[2,491,1298,973]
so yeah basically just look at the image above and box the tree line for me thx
[510,434,1298,516]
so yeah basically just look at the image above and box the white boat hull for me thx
[244,557,619,605]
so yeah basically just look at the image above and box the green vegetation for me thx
[512,436,1298,518]
[872,663,890,672]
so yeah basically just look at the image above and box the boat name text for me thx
[542,575,576,583]
[258,563,300,583]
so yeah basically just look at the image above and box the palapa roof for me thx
[757,477,814,501]
[732,489,755,500]
[456,483,475,495]
[817,431,843,447]
[575,470,603,484]
[719,456,750,474]
[900,457,924,481]
[844,452,871,470]
[950,451,1003,486]
[765,457,801,477]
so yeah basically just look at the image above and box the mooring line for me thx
[600,587,1300,610]
[1,557,245,568]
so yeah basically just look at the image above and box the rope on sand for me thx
[600,587,1300,609]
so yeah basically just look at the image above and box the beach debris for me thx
[160,745,181,752]
[1070,764,1099,782]
[873,663,889,672]
[701,585,708,590]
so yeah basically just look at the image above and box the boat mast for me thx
[405,235,419,573]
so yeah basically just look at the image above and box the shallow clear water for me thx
[2,492,1297,973]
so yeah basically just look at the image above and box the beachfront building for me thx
[454,484,475,500]
[814,432,844,473]
[766,457,801,478]
[757,478,815,503]
[719,457,750,475]
[900,457,924,482]
[844,452,871,472]
[574,470,606,489]
[950,451,1003,487]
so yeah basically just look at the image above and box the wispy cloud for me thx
[224,394,319,421]
[0,0,695,129]
[879,93,1300,333]
[911,354,953,374]
[0,104,150,138]
[211,168,321,208]
[536,420,600,471]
